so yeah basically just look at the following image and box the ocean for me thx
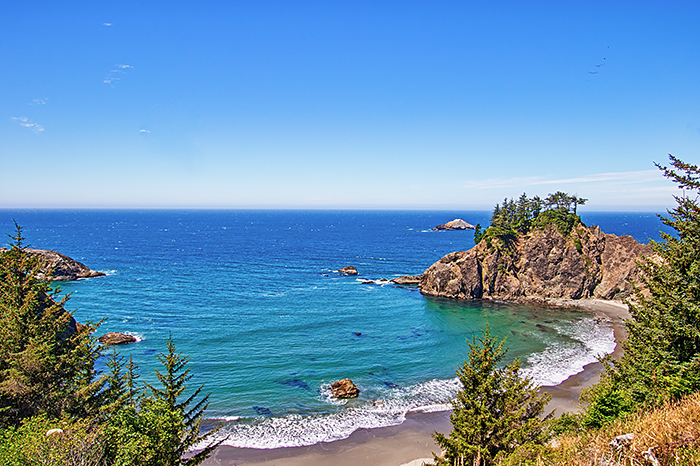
[0,210,673,448]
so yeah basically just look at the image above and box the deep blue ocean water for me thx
[0,210,673,448]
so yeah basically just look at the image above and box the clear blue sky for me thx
[1,1,698,210]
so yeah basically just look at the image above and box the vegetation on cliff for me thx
[0,225,222,465]
[474,191,587,245]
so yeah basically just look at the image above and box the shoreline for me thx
[201,298,631,466]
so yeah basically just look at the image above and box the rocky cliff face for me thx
[419,224,651,302]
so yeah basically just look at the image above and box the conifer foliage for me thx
[0,223,101,427]
[589,155,700,417]
[431,329,551,466]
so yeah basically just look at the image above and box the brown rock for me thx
[98,332,137,346]
[391,275,423,285]
[338,266,359,275]
[330,378,360,398]
[419,224,652,302]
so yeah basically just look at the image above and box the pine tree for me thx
[0,223,102,427]
[144,335,224,466]
[431,329,551,466]
[591,155,700,414]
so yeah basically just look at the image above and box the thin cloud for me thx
[28,98,48,105]
[103,22,112,26]
[103,64,133,85]
[139,129,151,134]
[464,170,662,190]
[11,116,44,132]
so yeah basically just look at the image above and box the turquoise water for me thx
[0,210,670,448]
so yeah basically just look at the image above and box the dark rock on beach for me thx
[0,248,105,281]
[338,266,359,275]
[98,332,137,346]
[433,219,475,231]
[330,378,360,399]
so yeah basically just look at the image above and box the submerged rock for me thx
[330,378,360,399]
[433,219,475,231]
[338,266,359,275]
[98,332,137,346]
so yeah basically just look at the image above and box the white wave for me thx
[523,317,616,386]
[100,270,118,276]
[204,378,459,449]
[123,331,145,342]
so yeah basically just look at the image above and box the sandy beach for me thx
[201,299,631,466]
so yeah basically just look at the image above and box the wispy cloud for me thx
[139,129,151,134]
[464,170,662,190]
[102,22,112,26]
[28,98,48,105]
[103,64,134,85]
[11,116,44,132]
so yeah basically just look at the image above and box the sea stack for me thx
[433,219,475,231]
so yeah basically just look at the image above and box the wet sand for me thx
[201,299,631,466]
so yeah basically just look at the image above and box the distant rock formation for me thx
[0,248,105,281]
[419,224,651,302]
[98,332,137,346]
[391,275,422,285]
[433,219,475,231]
[330,378,360,398]
[338,266,359,275]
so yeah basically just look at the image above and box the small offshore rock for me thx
[433,219,475,231]
[98,332,137,346]
[338,266,358,275]
[391,275,422,285]
[330,378,360,398]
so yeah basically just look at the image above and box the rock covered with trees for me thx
[420,192,650,302]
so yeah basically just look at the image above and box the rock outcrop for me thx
[433,219,475,231]
[330,378,360,398]
[98,332,137,346]
[338,266,359,275]
[391,275,422,285]
[419,224,651,302]
[0,248,105,281]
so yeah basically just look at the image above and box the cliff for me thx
[419,223,651,302]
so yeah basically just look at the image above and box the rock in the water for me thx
[99,332,137,346]
[433,219,475,231]
[391,275,422,285]
[419,224,652,302]
[0,248,105,281]
[330,378,360,398]
[338,266,359,275]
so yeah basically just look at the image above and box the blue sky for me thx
[1,2,698,210]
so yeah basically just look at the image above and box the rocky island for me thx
[433,218,475,230]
